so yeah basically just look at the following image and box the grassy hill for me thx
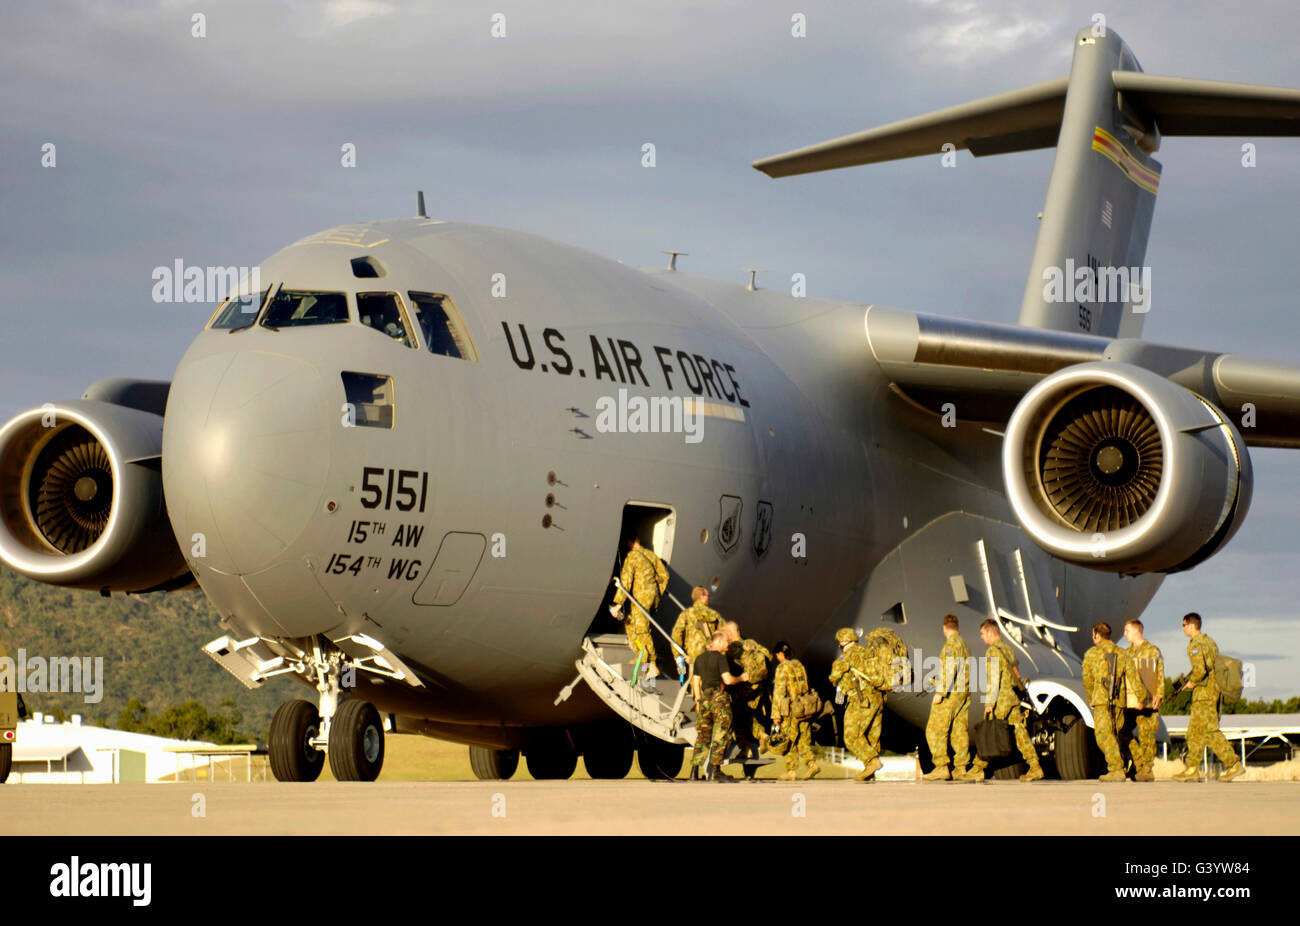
[0,565,296,741]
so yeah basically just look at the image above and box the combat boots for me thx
[922,766,951,781]
[855,757,883,781]
[955,763,985,781]
[1135,769,1155,782]
[1172,766,1200,781]
[1219,763,1247,782]
[778,769,798,781]
[1019,764,1045,782]
[803,761,821,780]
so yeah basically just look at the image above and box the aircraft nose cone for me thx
[164,351,331,575]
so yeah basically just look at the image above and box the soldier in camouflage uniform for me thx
[610,536,668,685]
[1173,613,1246,782]
[829,627,884,781]
[1122,619,1163,782]
[671,586,723,665]
[1081,621,1138,781]
[738,635,773,756]
[957,619,1044,781]
[771,641,820,780]
[690,630,744,780]
[923,614,970,781]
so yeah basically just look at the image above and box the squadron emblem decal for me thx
[717,495,742,554]
[753,500,773,561]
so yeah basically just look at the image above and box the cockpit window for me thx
[209,291,267,330]
[262,291,349,328]
[357,292,415,348]
[408,292,477,360]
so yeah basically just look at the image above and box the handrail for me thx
[611,577,687,660]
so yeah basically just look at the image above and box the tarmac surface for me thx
[3,779,1296,835]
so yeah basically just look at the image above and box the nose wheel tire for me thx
[269,700,324,782]
[329,699,386,782]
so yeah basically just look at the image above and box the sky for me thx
[1,0,1297,697]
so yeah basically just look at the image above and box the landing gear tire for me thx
[635,732,684,780]
[526,734,578,780]
[469,745,520,780]
[328,699,385,782]
[582,727,635,780]
[1054,712,1094,780]
[269,700,324,782]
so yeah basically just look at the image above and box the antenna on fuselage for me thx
[416,190,428,218]
[744,267,766,291]
[662,250,688,271]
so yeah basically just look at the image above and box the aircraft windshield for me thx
[209,291,267,330]
[262,291,349,328]
[357,292,415,348]
[408,292,475,359]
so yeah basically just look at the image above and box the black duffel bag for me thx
[971,716,1014,758]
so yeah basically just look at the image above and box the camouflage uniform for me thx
[772,658,817,776]
[737,639,772,750]
[670,601,723,664]
[1124,639,1163,779]
[1082,638,1133,776]
[612,546,668,670]
[830,643,883,771]
[691,686,733,772]
[925,632,971,772]
[1182,633,1239,773]
[968,639,1042,777]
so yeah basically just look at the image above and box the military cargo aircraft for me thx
[1,28,1298,781]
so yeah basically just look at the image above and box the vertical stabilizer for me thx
[1018,29,1159,339]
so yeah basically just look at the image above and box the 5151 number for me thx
[359,467,429,512]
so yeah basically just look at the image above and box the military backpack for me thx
[865,627,912,692]
[1214,653,1244,704]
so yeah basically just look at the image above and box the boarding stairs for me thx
[557,632,697,746]
[555,579,779,776]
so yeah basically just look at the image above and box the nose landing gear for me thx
[262,637,415,782]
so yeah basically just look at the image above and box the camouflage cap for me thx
[834,627,857,644]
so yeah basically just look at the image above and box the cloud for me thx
[323,0,394,28]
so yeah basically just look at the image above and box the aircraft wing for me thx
[864,304,1300,448]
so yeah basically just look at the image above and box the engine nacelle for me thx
[1002,362,1252,574]
[0,399,190,592]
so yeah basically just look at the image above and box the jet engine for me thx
[1002,361,1252,574]
[0,399,190,592]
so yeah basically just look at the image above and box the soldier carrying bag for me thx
[971,717,1014,759]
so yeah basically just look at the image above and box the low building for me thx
[10,712,230,783]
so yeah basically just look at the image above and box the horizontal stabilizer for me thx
[1112,71,1300,136]
[753,78,1068,177]
[754,70,1300,179]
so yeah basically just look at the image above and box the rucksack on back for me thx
[865,628,911,692]
[742,640,772,685]
[1214,654,1244,704]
